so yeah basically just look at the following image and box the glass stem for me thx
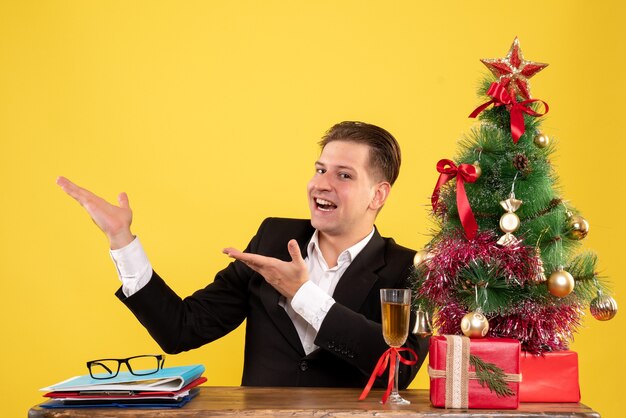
[392,353,400,396]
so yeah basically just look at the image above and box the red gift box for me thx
[429,335,521,409]
[520,350,580,402]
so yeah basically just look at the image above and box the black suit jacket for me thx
[116,218,429,388]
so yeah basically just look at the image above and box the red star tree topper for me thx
[480,37,548,99]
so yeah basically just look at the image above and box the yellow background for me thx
[1,1,624,416]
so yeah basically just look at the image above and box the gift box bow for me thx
[429,335,522,409]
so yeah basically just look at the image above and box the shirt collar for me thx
[307,227,376,266]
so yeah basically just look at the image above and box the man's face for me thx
[307,140,385,240]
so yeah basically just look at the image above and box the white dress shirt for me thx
[110,228,375,356]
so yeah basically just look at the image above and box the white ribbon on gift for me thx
[447,334,470,408]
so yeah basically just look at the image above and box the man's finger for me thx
[56,176,74,193]
[118,192,130,209]
[56,176,69,187]
[287,239,304,263]
[56,176,89,203]
[222,247,243,258]
[224,248,276,269]
[223,248,257,265]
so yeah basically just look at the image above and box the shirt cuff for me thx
[109,236,153,297]
[290,281,336,332]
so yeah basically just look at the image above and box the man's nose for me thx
[311,173,332,191]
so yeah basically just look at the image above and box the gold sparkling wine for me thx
[379,289,411,405]
[382,301,410,347]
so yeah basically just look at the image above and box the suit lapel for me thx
[304,230,386,360]
[258,221,315,356]
[259,283,304,355]
[331,228,386,312]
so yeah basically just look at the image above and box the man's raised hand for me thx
[223,239,308,298]
[56,176,134,249]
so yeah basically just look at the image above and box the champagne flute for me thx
[380,288,411,405]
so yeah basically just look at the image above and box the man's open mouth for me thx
[315,197,337,212]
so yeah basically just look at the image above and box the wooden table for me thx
[29,386,600,417]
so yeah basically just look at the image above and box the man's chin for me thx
[310,217,337,234]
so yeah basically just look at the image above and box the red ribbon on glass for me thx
[469,82,549,143]
[359,347,418,404]
[431,159,478,240]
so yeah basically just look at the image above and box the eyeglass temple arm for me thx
[90,361,114,374]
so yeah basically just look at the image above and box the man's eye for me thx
[339,173,352,180]
[316,168,326,174]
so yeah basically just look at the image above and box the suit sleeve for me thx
[115,219,271,354]
[314,303,429,389]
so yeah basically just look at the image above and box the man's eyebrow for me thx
[315,161,355,170]
[314,161,357,174]
[335,164,356,172]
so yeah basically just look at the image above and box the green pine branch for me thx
[566,252,607,302]
[410,263,438,314]
[456,260,522,313]
[469,354,515,398]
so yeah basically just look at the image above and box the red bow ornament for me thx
[469,82,549,143]
[432,159,478,240]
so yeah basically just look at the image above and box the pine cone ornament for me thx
[512,153,531,174]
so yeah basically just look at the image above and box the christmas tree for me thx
[411,38,617,354]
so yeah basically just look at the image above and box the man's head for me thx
[308,121,402,246]
[319,121,401,186]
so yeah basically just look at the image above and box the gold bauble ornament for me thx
[413,250,433,267]
[566,214,589,240]
[460,310,489,338]
[473,161,482,179]
[534,133,550,148]
[499,212,520,234]
[590,294,618,321]
[547,268,575,298]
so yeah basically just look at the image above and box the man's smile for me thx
[314,197,338,212]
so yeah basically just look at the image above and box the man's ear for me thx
[370,181,391,211]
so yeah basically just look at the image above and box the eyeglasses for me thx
[86,354,166,380]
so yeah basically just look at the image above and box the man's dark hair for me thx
[319,121,401,185]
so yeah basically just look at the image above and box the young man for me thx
[57,121,429,388]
